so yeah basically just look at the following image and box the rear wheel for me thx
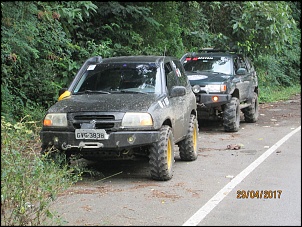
[149,125,174,181]
[178,114,199,161]
[242,92,259,123]
[223,97,240,132]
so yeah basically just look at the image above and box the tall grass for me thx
[259,84,301,103]
[1,116,83,226]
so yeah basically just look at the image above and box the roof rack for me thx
[198,48,236,53]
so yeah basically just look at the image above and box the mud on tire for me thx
[178,114,199,161]
[149,125,174,181]
[223,97,240,132]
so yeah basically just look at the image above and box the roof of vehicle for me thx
[180,49,246,62]
[185,52,238,57]
[101,55,178,64]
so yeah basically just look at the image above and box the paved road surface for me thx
[49,93,301,226]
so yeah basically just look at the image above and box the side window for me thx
[165,62,177,90]
[238,56,247,69]
[173,60,189,87]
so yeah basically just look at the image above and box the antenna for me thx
[163,45,166,56]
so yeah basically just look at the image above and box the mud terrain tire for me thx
[178,114,198,161]
[242,92,259,123]
[223,97,240,132]
[149,125,174,181]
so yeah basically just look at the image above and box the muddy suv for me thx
[180,48,259,132]
[40,55,199,181]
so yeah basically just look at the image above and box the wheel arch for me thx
[231,88,240,99]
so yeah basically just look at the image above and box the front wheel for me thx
[178,114,199,161]
[223,97,240,132]
[149,125,174,181]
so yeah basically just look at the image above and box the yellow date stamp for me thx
[237,190,283,199]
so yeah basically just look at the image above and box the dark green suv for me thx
[180,48,259,132]
[40,55,199,181]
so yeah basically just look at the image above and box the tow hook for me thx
[61,142,71,150]
[61,142,104,150]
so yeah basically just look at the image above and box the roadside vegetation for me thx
[1,1,300,225]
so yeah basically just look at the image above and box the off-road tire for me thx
[242,92,259,123]
[223,97,240,132]
[149,125,174,181]
[178,114,199,161]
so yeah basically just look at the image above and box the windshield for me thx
[183,56,232,75]
[73,62,162,94]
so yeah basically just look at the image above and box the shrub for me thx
[1,116,82,226]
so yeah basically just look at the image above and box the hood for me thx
[47,93,159,113]
[186,71,231,85]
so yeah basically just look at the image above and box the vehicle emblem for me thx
[80,120,96,129]
[90,120,96,125]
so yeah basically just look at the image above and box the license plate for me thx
[75,129,109,140]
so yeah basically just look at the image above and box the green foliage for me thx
[1,116,83,225]
[231,1,298,57]
[1,1,300,123]
[0,2,300,224]
[258,84,301,103]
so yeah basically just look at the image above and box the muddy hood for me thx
[47,93,159,113]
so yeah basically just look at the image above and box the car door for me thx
[235,55,252,101]
[164,60,186,141]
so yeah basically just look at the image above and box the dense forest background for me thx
[1,1,301,124]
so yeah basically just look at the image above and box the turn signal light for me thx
[43,119,52,126]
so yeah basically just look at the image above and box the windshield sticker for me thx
[198,56,213,60]
[87,65,96,70]
[187,75,208,80]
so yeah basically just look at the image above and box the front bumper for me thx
[40,130,159,151]
[195,93,232,108]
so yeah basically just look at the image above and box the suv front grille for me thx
[69,112,123,130]
[74,115,114,120]
[73,122,115,129]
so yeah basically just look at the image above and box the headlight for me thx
[192,85,201,93]
[207,85,226,92]
[43,113,68,127]
[122,113,153,127]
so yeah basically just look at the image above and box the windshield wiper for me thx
[189,70,211,73]
[75,90,111,94]
[212,72,229,75]
[119,90,148,94]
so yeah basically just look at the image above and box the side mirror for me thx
[236,68,247,75]
[170,86,186,97]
